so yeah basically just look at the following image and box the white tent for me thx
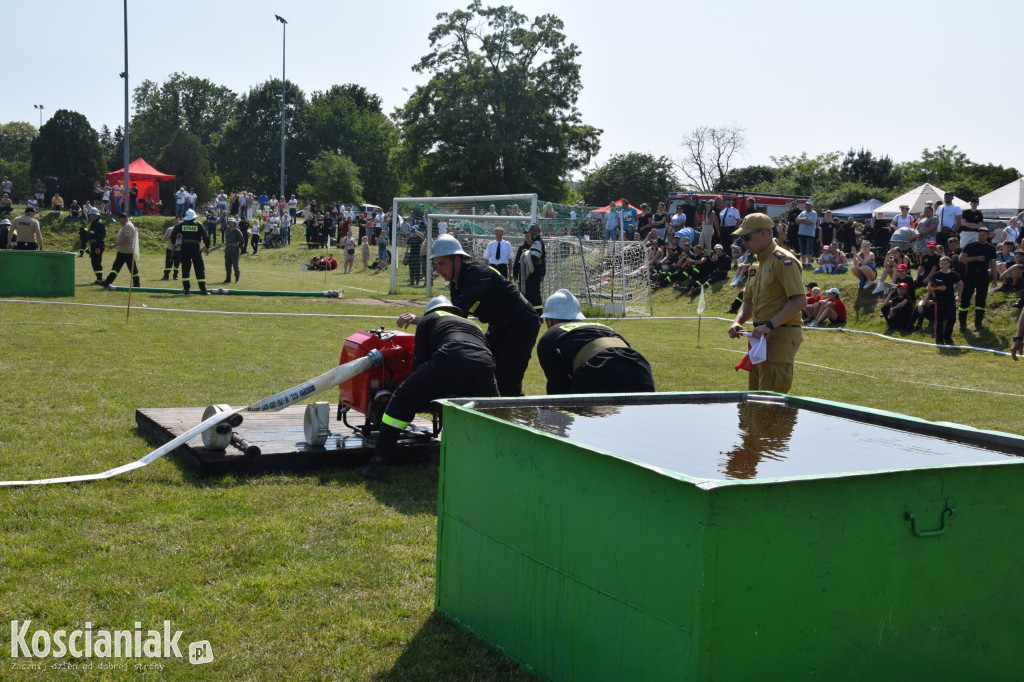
[978,178,1024,218]
[872,183,968,219]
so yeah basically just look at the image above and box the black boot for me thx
[958,310,968,332]
[161,274,169,280]
[131,278,140,288]
[974,310,985,331]
[362,424,401,480]
[173,272,178,280]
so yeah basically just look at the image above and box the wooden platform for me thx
[135,405,438,475]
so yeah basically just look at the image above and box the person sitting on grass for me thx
[995,240,1016,276]
[51,193,64,212]
[873,246,911,295]
[802,285,823,323]
[807,288,846,328]
[853,240,877,289]
[909,289,936,332]
[0,193,12,215]
[881,282,914,330]
[813,244,849,274]
[916,240,941,285]
[998,249,1024,295]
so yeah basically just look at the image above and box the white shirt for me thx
[484,238,513,264]
[187,192,197,205]
[175,190,186,205]
[719,207,741,227]
[938,204,962,229]
[893,214,914,228]
[438,221,448,235]
[1002,225,1019,243]
[288,198,297,210]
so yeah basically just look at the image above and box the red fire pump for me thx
[337,328,438,438]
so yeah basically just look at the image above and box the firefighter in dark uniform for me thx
[431,233,542,397]
[727,212,806,393]
[78,214,91,257]
[957,225,998,331]
[85,207,107,284]
[520,223,546,309]
[362,295,499,480]
[169,209,211,295]
[222,216,244,283]
[537,289,654,394]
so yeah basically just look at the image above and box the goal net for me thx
[389,194,651,317]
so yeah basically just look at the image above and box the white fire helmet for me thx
[430,234,469,259]
[541,289,585,320]
[424,295,461,315]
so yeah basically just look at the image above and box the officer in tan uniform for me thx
[9,206,43,250]
[727,212,805,393]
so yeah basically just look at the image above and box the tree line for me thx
[1,2,597,213]
[577,127,1020,213]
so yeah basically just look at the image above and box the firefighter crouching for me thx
[169,209,211,295]
[431,233,541,397]
[536,289,655,394]
[362,295,500,480]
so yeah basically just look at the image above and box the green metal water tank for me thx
[435,391,1024,681]
[0,250,75,297]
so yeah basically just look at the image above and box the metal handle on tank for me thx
[905,500,956,537]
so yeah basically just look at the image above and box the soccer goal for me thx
[389,193,651,317]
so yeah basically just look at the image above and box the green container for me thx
[435,392,1024,681]
[0,250,75,297]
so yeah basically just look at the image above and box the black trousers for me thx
[250,234,260,254]
[104,251,139,285]
[959,272,989,317]
[524,272,543,307]
[179,249,206,291]
[490,263,509,278]
[935,301,955,342]
[89,247,105,281]
[487,316,541,396]
[14,242,37,251]
[164,250,179,276]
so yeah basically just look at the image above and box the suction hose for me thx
[0,349,389,487]
[107,286,342,298]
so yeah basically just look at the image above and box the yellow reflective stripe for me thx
[489,266,502,276]
[468,300,481,313]
[559,322,611,333]
[381,413,409,430]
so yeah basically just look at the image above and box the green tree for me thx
[130,74,238,161]
[715,164,777,191]
[809,181,893,211]
[304,84,398,205]
[157,129,212,209]
[30,109,106,205]
[215,79,309,196]
[396,2,601,200]
[840,148,902,189]
[901,145,1020,198]
[0,121,37,200]
[752,151,843,197]
[578,152,678,207]
[99,125,126,172]
[296,151,363,206]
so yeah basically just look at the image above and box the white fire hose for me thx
[0,351,386,488]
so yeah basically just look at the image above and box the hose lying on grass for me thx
[0,353,383,488]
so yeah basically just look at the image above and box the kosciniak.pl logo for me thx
[10,620,213,664]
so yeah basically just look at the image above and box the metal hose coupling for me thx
[366,348,385,368]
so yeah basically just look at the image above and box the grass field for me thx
[2,211,1022,680]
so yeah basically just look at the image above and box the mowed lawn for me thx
[2,217,1022,680]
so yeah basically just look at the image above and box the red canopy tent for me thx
[590,198,634,214]
[106,158,175,215]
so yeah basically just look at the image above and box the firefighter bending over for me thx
[362,295,500,480]
[536,289,655,395]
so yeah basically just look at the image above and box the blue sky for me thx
[6,0,1022,177]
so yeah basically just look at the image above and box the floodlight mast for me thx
[275,14,287,202]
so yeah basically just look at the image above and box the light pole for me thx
[275,14,287,202]
[33,104,44,128]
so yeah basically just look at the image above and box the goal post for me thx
[389,193,538,295]
[387,194,651,317]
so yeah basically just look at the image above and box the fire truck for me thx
[668,191,810,221]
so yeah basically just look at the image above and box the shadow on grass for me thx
[137,427,440,517]
[375,611,537,682]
